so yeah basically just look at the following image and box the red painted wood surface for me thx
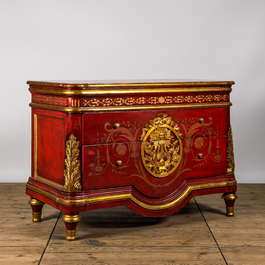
[36,113,66,185]
[26,174,236,217]
[82,108,229,145]
[82,135,227,197]
[32,108,82,186]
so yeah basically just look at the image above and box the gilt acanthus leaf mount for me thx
[64,134,82,192]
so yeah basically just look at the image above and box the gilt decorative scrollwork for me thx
[227,126,235,174]
[140,113,182,178]
[64,134,82,192]
[87,115,220,188]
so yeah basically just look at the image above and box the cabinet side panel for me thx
[34,111,66,186]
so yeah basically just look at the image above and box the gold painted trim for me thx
[30,102,232,113]
[226,206,235,216]
[83,94,229,107]
[227,125,235,174]
[32,94,68,106]
[27,180,237,211]
[29,87,232,96]
[35,175,64,189]
[65,230,77,241]
[62,214,81,223]
[27,80,235,89]
[34,114,38,177]
[222,193,238,200]
[32,212,42,222]
[71,99,80,107]
[28,198,44,206]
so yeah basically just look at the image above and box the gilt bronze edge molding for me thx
[26,180,237,210]
[29,86,232,95]
[30,102,232,113]
[27,81,235,89]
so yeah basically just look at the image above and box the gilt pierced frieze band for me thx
[82,94,228,107]
[32,94,68,106]
[31,93,230,112]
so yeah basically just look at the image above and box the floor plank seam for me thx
[46,245,220,248]
[38,211,62,265]
[220,245,265,248]
[193,197,228,265]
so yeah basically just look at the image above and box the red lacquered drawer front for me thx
[82,135,227,198]
[82,108,229,145]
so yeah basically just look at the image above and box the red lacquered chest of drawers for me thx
[26,80,237,240]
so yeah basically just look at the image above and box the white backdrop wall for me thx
[0,0,264,183]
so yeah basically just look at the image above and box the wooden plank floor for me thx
[0,184,264,265]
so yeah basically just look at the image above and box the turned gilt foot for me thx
[28,198,44,222]
[222,193,238,216]
[62,214,81,241]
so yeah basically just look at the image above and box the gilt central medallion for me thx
[140,113,182,178]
